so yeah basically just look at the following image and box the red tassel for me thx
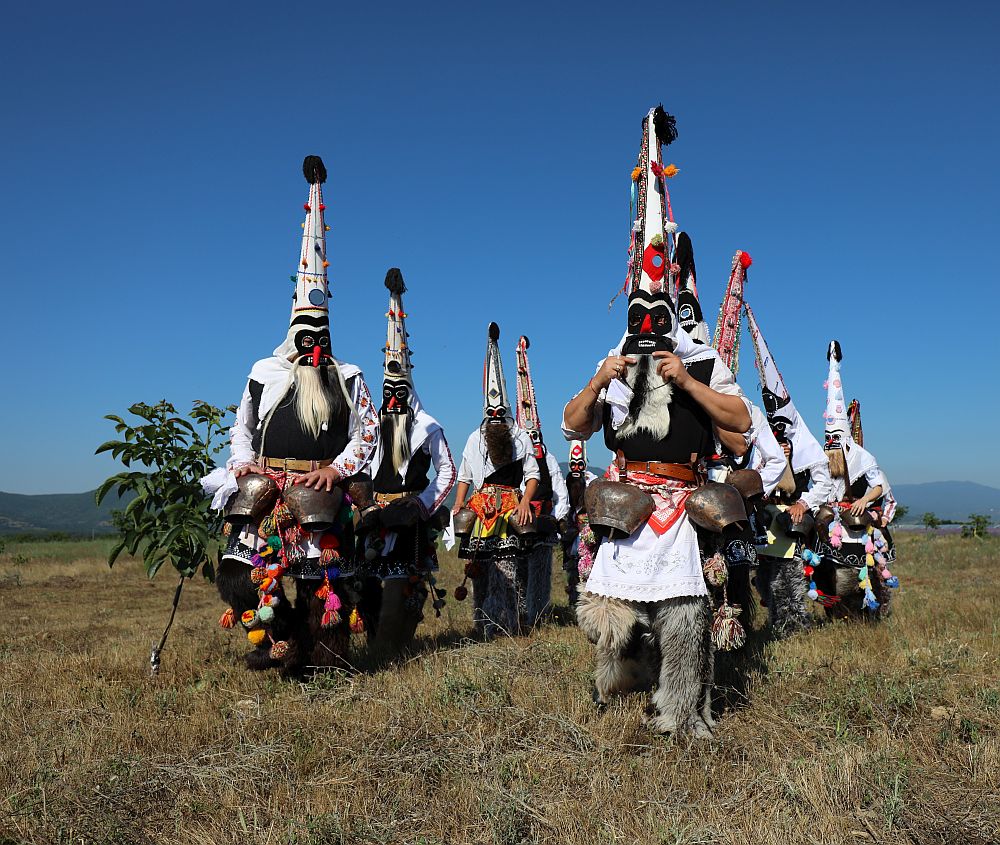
[739,252,753,269]
[219,608,236,629]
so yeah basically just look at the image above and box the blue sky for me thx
[1,1,997,494]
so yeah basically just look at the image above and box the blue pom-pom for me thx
[886,576,899,588]
[808,589,819,601]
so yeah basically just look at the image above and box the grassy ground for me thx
[1,534,998,845]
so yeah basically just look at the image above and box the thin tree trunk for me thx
[150,573,186,676]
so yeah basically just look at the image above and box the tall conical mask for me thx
[745,304,796,441]
[568,440,588,477]
[381,268,413,416]
[622,106,681,357]
[712,250,753,376]
[849,399,864,447]
[674,232,710,344]
[483,322,511,420]
[284,155,332,365]
[823,340,850,450]
[514,336,543,457]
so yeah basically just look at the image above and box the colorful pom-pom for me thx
[702,553,727,587]
[630,166,642,182]
[250,567,267,585]
[886,576,899,588]
[663,163,679,178]
[240,609,257,628]
[739,252,753,269]
[324,592,342,612]
[269,640,289,659]
[267,535,282,551]
[247,628,267,646]
[315,583,330,600]
[257,605,275,624]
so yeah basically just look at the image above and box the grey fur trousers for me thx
[760,556,812,638]
[577,592,714,739]
[473,556,528,638]
[525,545,553,628]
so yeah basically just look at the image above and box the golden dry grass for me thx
[1,534,998,845]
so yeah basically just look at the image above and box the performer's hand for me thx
[235,463,266,477]
[780,442,792,459]
[595,355,636,389]
[513,499,534,526]
[652,351,691,389]
[295,466,342,491]
[787,501,808,522]
[849,500,868,517]
[452,501,465,515]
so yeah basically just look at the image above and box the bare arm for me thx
[513,478,539,526]
[452,481,470,514]
[716,426,749,458]
[563,355,636,436]
[849,484,883,516]
[654,352,750,433]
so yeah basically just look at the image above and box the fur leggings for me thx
[758,555,812,638]
[472,556,529,638]
[576,592,714,739]
[216,558,351,672]
[525,545,553,627]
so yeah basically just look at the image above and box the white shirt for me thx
[457,424,541,490]
[526,450,570,520]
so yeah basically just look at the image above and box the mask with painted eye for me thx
[293,327,332,363]
[622,290,676,356]
[527,429,544,459]
[769,416,792,444]
[381,379,410,415]
[484,405,507,422]
[824,431,844,451]
[676,289,703,336]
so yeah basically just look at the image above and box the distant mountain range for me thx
[0,480,996,535]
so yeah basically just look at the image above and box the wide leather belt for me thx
[375,492,410,505]
[261,457,334,472]
[615,452,696,483]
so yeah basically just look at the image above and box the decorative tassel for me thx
[711,603,746,651]
[454,584,468,601]
[259,515,277,538]
[269,640,289,660]
[348,608,365,634]
[630,166,642,182]
[662,164,679,178]
[273,503,294,529]
[315,582,330,600]
[702,552,727,587]
[321,609,341,628]
[324,592,342,612]
[863,587,880,612]
[219,608,236,629]
[830,518,843,549]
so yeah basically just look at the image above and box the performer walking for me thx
[514,335,569,626]
[561,440,597,607]
[359,268,456,655]
[562,107,752,738]
[203,156,379,674]
[745,305,832,635]
[816,341,898,618]
[453,323,541,638]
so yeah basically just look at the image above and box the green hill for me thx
[0,489,132,535]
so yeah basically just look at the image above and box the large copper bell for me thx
[380,497,421,530]
[453,507,477,537]
[727,468,764,500]
[284,483,344,532]
[585,480,655,540]
[507,511,538,536]
[841,506,874,529]
[346,474,374,510]
[815,504,836,542]
[685,482,748,534]
[776,508,816,539]
[225,473,280,526]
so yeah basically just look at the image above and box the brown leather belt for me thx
[375,492,410,505]
[615,452,697,483]
[261,457,334,472]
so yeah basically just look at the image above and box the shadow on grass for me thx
[712,613,774,717]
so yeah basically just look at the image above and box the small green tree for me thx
[893,504,909,523]
[96,400,235,673]
[961,514,992,539]
[922,512,941,533]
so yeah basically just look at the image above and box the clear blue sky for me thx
[1,1,997,494]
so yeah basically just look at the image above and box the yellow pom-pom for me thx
[247,628,267,646]
[630,166,642,182]
[663,164,679,178]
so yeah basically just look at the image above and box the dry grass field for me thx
[1,534,998,845]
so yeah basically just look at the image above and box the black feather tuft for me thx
[653,105,678,147]
[827,340,842,362]
[384,268,406,295]
[520,335,530,350]
[674,232,696,288]
[302,155,327,184]
[488,322,500,342]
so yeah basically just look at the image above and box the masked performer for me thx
[202,156,379,673]
[815,341,898,618]
[745,305,833,635]
[452,323,541,638]
[514,336,569,626]
[359,268,456,654]
[562,440,598,607]
[562,107,752,738]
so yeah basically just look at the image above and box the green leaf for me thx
[107,540,126,568]
[95,440,125,456]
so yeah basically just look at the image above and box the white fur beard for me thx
[383,413,412,471]
[825,447,848,480]
[617,355,673,440]
[292,360,334,439]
